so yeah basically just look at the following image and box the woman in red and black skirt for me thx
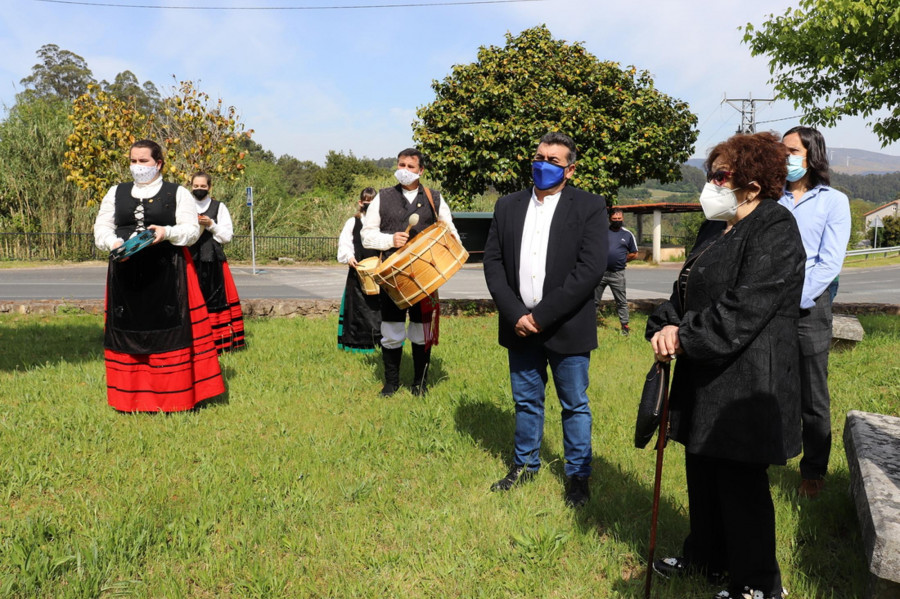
[93,139,225,412]
[188,172,246,354]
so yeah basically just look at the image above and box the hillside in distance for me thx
[688,147,900,174]
[826,148,900,174]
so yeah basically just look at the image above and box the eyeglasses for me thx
[707,170,734,186]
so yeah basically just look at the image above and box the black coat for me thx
[483,185,608,354]
[645,200,805,465]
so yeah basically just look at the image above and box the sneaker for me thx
[714,587,788,599]
[490,466,536,492]
[564,475,590,507]
[621,323,631,336]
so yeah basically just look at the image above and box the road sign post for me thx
[872,215,883,249]
[247,186,257,275]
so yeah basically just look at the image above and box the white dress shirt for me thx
[195,197,234,244]
[337,217,357,264]
[360,187,460,251]
[93,177,200,251]
[518,188,562,309]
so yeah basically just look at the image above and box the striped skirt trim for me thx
[105,248,225,412]
[208,260,246,354]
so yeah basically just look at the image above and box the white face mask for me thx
[394,168,420,187]
[698,182,754,221]
[130,164,160,184]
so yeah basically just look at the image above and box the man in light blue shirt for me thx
[779,126,851,499]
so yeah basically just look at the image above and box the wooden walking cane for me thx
[644,360,671,599]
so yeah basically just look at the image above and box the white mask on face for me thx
[394,168,420,187]
[698,182,754,221]
[130,164,160,184]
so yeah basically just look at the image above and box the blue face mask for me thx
[532,161,567,191]
[786,154,807,182]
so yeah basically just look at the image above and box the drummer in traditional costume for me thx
[93,139,225,412]
[189,172,246,354]
[337,187,382,353]
[361,148,460,396]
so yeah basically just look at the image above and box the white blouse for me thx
[337,217,357,264]
[93,177,200,251]
[195,197,234,245]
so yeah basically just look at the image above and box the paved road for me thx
[1,262,898,304]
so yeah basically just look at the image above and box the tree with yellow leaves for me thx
[65,78,251,203]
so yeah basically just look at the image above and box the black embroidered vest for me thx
[114,182,178,240]
[378,184,441,257]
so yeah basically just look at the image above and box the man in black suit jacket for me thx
[482,132,608,507]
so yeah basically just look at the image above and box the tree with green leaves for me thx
[315,151,387,197]
[0,97,92,234]
[744,0,900,144]
[870,214,900,247]
[101,70,162,115]
[413,25,697,208]
[277,155,322,196]
[19,44,96,102]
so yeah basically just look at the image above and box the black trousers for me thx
[683,452,782,595]
[797,292,833,480]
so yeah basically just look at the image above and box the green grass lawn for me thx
[0,311,898,598]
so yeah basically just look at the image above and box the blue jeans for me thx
[508,345,592,478]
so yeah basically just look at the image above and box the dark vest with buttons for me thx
[190,199,227,263]
[378,184,442,258]
[114,182,179,240]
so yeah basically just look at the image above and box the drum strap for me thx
[422,186,438,220]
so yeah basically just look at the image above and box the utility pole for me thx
[723,94,776,134]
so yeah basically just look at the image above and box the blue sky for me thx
[3,0,898,164]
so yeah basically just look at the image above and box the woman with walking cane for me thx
[644,132,805,599]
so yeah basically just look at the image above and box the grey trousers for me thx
[594,269,629,326]
[798,292,833,480]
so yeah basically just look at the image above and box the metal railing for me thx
[845,246,900,259]
[0,232,339,262]
[0,232,100,261]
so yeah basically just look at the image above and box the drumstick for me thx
[404,213,420,235]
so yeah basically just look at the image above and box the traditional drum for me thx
[373,222,469,309]
[355,256,382,296]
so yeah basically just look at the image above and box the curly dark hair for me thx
[705,132,788,201]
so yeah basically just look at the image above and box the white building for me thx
[864,199,900,229]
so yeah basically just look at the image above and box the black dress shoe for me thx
[380,383,399,397]
[490,466,536,491]
[565,475,590,507]
[653,556,726,585]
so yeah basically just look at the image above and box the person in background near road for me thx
[361,148,459,396]
[779,126,852,500]
[337,187,382,353]
[646,132,804,599]
[594,207,638,335]
[483,132,607,508]
[189,172,246,354]
[93,139,225,412]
